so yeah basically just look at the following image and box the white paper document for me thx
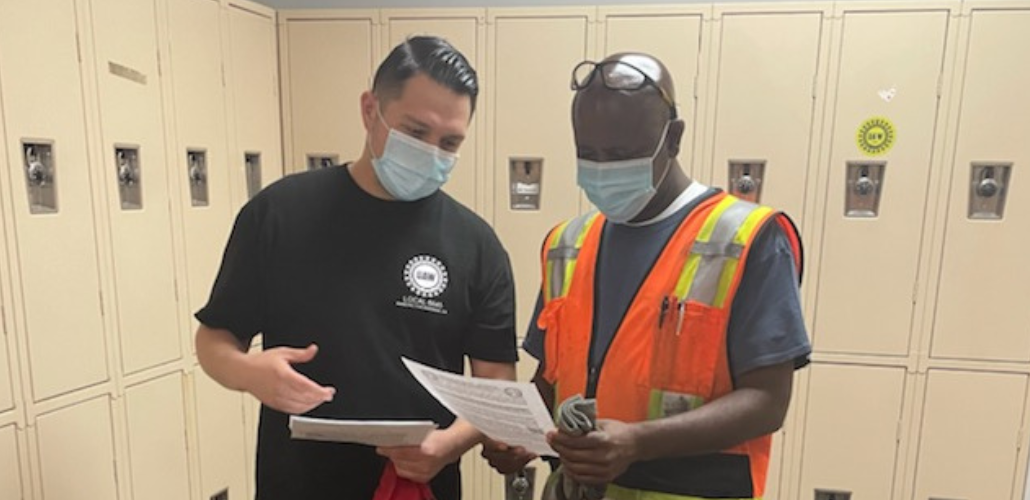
[402,357,557,456]
[289,415,437,447]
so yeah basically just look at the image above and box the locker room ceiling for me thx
[257,0,897,9]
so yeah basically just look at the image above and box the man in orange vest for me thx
[483,53,811,499]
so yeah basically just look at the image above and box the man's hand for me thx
[481,439,536,474]
[377,429,465,483]
[547,419,640,485]
[242,344,335,415]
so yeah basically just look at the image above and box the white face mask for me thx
[369,106,458,201]
[576,122,671,223]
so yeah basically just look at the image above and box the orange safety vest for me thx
[537,192,802,500]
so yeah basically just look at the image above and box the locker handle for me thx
[25,147,48,186]
[976,167,999,198]
[736,173,757,195]
[855,174,875,196]
[188,162,206,185]
[117,154,138,186]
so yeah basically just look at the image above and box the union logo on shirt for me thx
[397,255,449,315]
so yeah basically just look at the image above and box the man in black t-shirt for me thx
[195,36,518,500]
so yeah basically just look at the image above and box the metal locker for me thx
[228,2,284,211]
[0,0,109,401]
[0,425,22,500]
[812,9,950,356]
[602,9,704,179]
[168,0,235,327]
[91,0,182,375]
[36,397,119,499]
[386,13,482,211]
[708,11,824,222]
[0,271,11,415]
[799,364,907,499]
[193,369,250,500]
[931,9,1030,363]
[912,370,1027,500]
[283,16,375,173]
[125,374,191,500]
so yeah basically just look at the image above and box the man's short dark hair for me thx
[373,35,479,115]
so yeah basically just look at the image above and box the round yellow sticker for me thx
[856,117,896,156]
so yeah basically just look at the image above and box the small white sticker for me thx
[878,86,897,103]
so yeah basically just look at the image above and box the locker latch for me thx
[188,149,209,207]
[728,160,765,203]
[845,161,885,218]
[510,157,543,211]
[23,141,58,214]
[504,466,535,500]
[116,146,142,210]
[815,489,851,500]
[245,152,262,199]
[968,162,1011,220]
[306,154,338,170]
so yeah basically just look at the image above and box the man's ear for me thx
[666,119,686,159]
[360,90,377,131]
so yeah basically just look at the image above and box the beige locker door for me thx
[125,374,191,500]
[284,18,375,172]
[931,10,1030,363]
[36,397,119,499]
[813,11,949,356]
[912,370,1027,500]
[0,299,11,414]
[0,0,108,401]
[193,369,249,500]
[228,3,283,210]
[0,424,23,500]
[603,13,702,177]
[169,0,235,326]
[709,12,823,225]
[386,15,481,211]
[92,0,181,375]
[491,13,589,342]
[799,364,907,499]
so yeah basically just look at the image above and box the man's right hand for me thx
[480,439,536,474]
[242,344,336,415]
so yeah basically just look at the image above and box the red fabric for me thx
[372,462,436,500]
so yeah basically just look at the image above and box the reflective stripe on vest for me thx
[539,193,801,500]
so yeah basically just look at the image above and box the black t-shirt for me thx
[196,165,517,500]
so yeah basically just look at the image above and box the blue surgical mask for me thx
[577,123,671,223]
[370,110,458,201]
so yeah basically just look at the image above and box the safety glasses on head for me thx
[571,60,678,119]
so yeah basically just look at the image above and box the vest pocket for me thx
[650,299,728,399]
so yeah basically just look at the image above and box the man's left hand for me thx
[377,429,461,483]
[547,419,640,485]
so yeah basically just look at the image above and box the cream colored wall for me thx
[0,0,281,499]
[1,1,1028,499]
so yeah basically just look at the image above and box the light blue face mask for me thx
[370,109,459,201]
[577,123,671,223]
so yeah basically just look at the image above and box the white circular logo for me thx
[404,255,449,298]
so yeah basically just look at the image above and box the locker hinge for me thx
[98,289,105,317]
[1017,426,1025,452]
[0,304,7,337]
[811,72,819,100]
[75,32,83,63]
[936,71,944,98]
[912,280,919,305]
[221,63,227,88]
[156,49,163,77]
[896,417,904,444]
[693,74,699,100]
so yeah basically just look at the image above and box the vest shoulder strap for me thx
[542,212,601,302]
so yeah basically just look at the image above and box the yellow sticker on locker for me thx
[856,116,896,157]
